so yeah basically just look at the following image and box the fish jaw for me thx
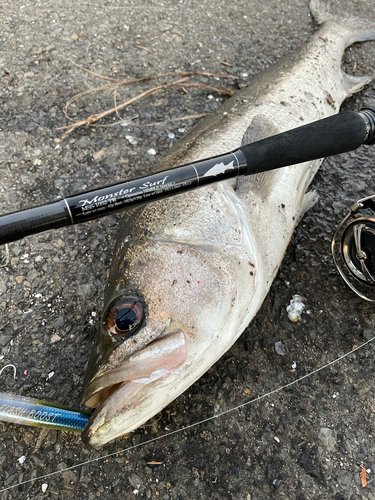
[82,329,187,445]
[83,328,187,408]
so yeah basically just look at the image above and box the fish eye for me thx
[105,296,144,339]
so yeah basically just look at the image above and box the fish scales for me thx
[82,1,375,445]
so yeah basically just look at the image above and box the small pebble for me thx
[147,148,157,155]
[42,484,48,493]
[363,329,374,341]
[125,135,138,145]
[18,455,26,464]
[286,294,305,322]
[92,149,106,162]
[318,427,336,452]
[275,341,286,355]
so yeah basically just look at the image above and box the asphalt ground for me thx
[1,0,375,499]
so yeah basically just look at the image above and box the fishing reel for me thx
[332,194,375,302]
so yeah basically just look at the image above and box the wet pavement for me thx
[1,0,375,498]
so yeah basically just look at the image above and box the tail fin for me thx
[309,0,332,25]
[309,0,375,45]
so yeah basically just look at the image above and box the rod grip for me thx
[240,110,371,175]
[0,200,71,245]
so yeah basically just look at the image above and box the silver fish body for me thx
[82,1,375,446]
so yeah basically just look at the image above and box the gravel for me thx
[1,0,375,499]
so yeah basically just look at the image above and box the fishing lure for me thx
[0,392,90,432]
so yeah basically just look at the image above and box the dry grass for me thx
[59,64,237,138]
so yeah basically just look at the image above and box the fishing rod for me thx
[0,106,375,246]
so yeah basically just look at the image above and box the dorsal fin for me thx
[241,114,280,146]
[241,114,281,197]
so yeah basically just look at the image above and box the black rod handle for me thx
[240,109,374,175]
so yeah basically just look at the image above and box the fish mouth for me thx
[81,328,187,444]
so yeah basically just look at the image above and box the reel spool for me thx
[332,194,375,302]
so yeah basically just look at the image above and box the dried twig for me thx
[59,77,192,137]
[137,45,151,53]
[60,87,163,137]
[63,71,234,123]
[68,59,119,82]
[60,66,237,137]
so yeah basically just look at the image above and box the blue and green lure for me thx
[0,392,91,433]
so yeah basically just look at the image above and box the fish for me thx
[81,0,375,446]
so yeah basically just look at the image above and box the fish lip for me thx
[81,327,187,446]
[82,327,185,409]
[81,411,101,446]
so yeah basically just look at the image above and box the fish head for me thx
[82,197,258,446]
